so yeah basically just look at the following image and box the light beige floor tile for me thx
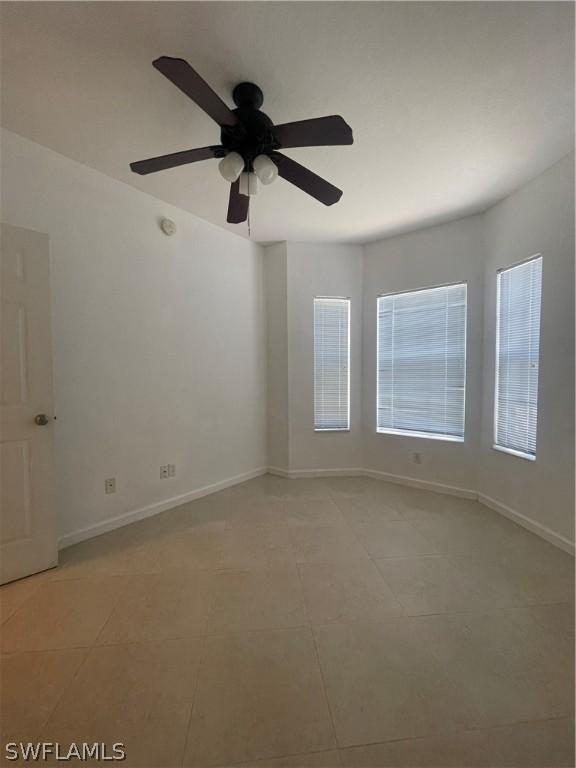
[207,567,307,634]
[446,555,533,609]
[333,496,404,526]
[490,537,575,603]
[0,648,86,739]
[219,527,295,570]
[277,479,332,499]
[284,500,346,528]
[240,750,341,767]
[225,499,288,529]
[449,538,574,608]
[223,476,288,501]
[290,526,368,564]
[339,718,575,767]
[353,521,438,558]
[47,637,203,729]
[37,713,189,767]
[314,619,475,746]
[184,628,335,766]
[370,486,441,517]
[499,604,575,670]
[519,601,575,639]
[325,477,390,498]
[299,559,403,625]
[53,529,159,580]
[470,717,575,768]
[374,555,493,615]
[2,476,572,768]
[421,611,574,727]
[97,572,214,644]
[340,732,472,768]
[386,491,485,522]
[153,528,225,571]
[1,578,124,653]
[0,572,46,623]
[145,498,229,533]
[411,515,535,558]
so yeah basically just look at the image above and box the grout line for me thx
[4,590,571,659]
[35,644,93,734]
[180,632,209,768]
[224,748,341,768]
[294,560,341,752]
[336,714,573,753]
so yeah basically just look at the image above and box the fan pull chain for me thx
[247,206,251,238]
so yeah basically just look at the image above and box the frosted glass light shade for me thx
[218,152,244,182]
[253,154,278,185]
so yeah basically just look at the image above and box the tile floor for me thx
[1,475,574,767]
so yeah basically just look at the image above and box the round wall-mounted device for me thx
[161,218,177,236]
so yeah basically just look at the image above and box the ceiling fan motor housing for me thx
[221,82,279,171]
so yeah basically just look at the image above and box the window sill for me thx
[492,444,536,461]
[314,428,351,433]
[376,428,464,443]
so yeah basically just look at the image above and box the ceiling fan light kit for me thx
[130,56,354,224]
[218,151,244,183]
[253,154,278,185]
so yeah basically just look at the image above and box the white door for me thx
[1,223,58,584]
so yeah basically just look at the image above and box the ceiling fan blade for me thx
[270,152,343,206]
[272,116,353,148]
[130,145,223,175]
[153,56,239,128]
[227,180,249,223]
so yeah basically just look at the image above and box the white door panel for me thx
[1,223,57,584]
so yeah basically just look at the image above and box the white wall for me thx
[272,159,574,548]
[263,242,363,473]
[362,215,485,492]
[1,130,267,543]
[286,243,364,471]
[3,130,572,551]
[265,242,289,470]
[479,154,575,544]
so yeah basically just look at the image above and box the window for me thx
[494,256,542,460]
[314,297,350,431]
[377,283,467,441]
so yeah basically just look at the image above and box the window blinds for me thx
[377,283,467,440]
[494,256,542,460]
[314,297,350,431]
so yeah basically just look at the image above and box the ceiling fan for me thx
[130,57,353,224]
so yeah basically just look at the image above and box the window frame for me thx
[313,296,351,433]
[493,254,542,462]
[375,280,468,443]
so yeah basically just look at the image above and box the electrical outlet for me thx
[160,465,169,479]
[413,452,422,465]
[168,463,176,477]
[105,477,116,494]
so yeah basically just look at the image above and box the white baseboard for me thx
[58,467,268,549]
[268,466,573,554]
[268,465,476,499]
[268,466,365,479]
[58,463,574,557]
[363,468,477,499]
[478,493,575,556]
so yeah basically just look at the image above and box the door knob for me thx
[34,414,50,426]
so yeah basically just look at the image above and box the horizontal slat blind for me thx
[494,256,542,459]
[314,297,350,431]
[377,283,467,440]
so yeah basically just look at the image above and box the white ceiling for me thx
[1,2,573,244]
